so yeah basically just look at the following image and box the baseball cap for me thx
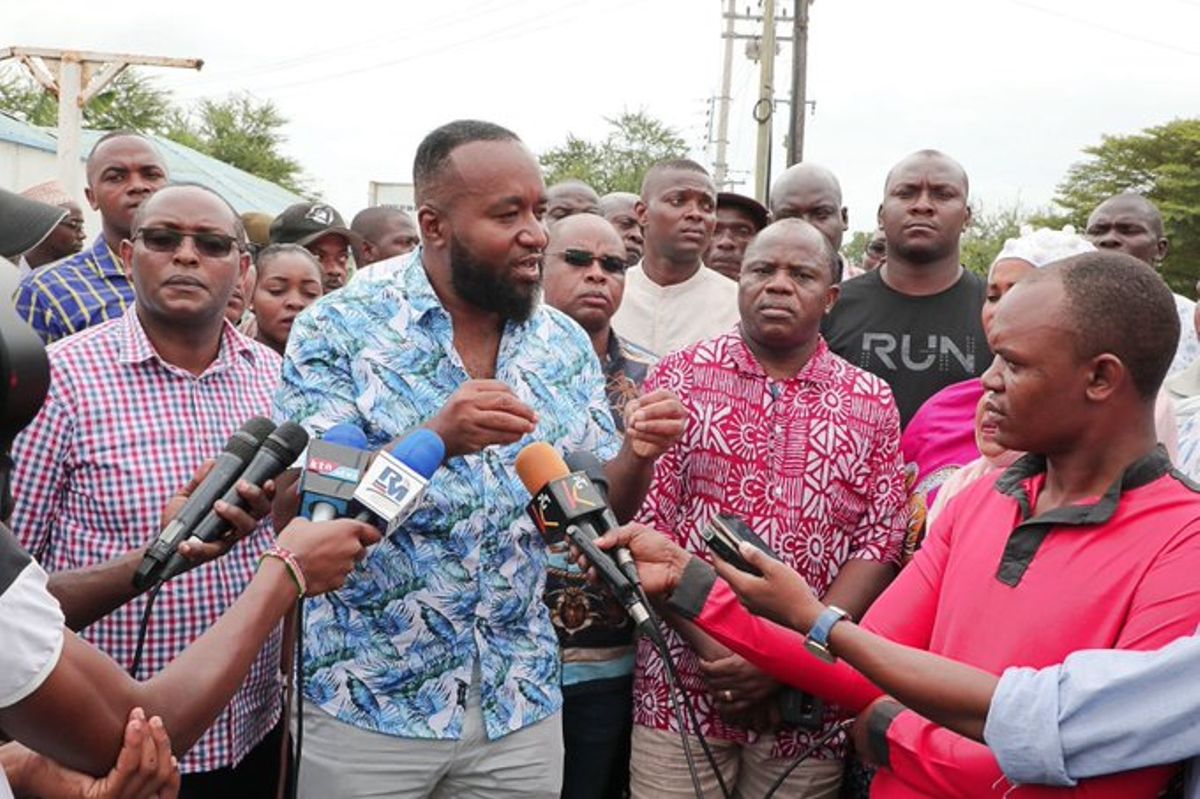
[717,192,770,232]
[0,186,68,259]
[268,202,362,248]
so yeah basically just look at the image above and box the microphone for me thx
[299,423,373,522]
[154,422,311,585]
[515,442,656,637]
[562,450,641,588]
[134,417,276,590]
[353,428,444,530]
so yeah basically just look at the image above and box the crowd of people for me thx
[0,116,1197,799]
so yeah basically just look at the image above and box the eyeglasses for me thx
[553,248,627,275]
[134,227,242,258]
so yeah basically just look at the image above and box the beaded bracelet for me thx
[259,546,307,598]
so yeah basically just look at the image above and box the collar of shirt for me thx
[115,304,262,377]
[86,235,126,278]
[992,445,1174,585]
[724,329,835,389]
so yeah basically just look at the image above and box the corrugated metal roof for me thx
[0,112,304,214]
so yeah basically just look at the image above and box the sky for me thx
[5,0,1200,235]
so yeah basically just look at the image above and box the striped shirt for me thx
[15,235,135,344]
[10,306,283,774]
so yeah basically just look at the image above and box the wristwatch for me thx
[804,605,851,663]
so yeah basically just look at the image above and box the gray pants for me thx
[298,683,563,799]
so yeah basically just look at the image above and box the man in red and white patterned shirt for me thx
[631,219,908,798]
[9,185,284,798]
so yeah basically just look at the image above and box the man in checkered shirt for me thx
[9,183,286,798]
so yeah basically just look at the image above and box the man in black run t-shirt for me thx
[822,150,989,426]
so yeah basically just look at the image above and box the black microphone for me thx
[154,422,310,585]
[563,450,641,588]
[134,417,276,590]
[515,443,657,639]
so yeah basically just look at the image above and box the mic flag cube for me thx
[299,422,373,521]
[353,428,444,530]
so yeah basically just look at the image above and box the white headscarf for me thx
[993,225,1096,269]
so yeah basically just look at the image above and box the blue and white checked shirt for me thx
[274,251,620,741]
[15,235,135,344]
[986,626,1200,796]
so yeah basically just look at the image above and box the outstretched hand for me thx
[712,541,825,633]
[570,522,692,599]
[9,706,180,798]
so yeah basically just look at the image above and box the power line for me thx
[1005,0,1200,58]
[235,0,606,97]
[176,0,525,94]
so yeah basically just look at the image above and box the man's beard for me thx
[449,235,540,323]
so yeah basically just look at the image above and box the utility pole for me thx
[786,0,810,165]
[0,47,202,198]
[752,0,777,203]
[713,0,737,190]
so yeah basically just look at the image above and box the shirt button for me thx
[774,487,783,497]
[774,425,782,434]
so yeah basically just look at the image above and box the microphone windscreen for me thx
[262,421,310,462]
[515,442,569,495]
[387,428,445,479]
[228,417,276,461]
[323,422,369,450]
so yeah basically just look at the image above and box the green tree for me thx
[960,202,1028,276]
[167,94,309,195]
[1035,118,1200,294]
[0,66,175,132]
[842,229,872,269]
[0,67,310,195]
[540,110,689,194]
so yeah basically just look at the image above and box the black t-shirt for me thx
[822,268,990,426]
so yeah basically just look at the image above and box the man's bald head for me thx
[599,191,644,266]
[546,180,602,224]
[1090,193,1164,236]
[745,217,839,283]
[350,205,419,265]
[884,149,969,196]
[770,163,843,215]
[599,191,639,217]
[547,212,625,253]
[1084,193,1168,267]
[768,162,848,254]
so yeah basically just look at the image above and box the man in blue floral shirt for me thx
[275,120,687,799]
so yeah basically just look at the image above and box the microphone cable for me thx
[289,598,306,799]
[761,718,854,799]
[633,580,733,799]
[128,582,163,678]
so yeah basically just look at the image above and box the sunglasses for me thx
[134,227,242,258]
[554,248,627,275]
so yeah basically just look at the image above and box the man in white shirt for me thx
[611,160,739,357]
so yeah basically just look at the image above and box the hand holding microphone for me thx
[273,517,383,595]
[516,442,658,638]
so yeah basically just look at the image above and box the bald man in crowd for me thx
[1085,192,1198,375]
[822,150,988,426]
[350,206,421,278]
[546,179,603,225]
[600,191,645,267]
[16,131,169,343]
[769,163,850,281]
[610,159,739,357]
